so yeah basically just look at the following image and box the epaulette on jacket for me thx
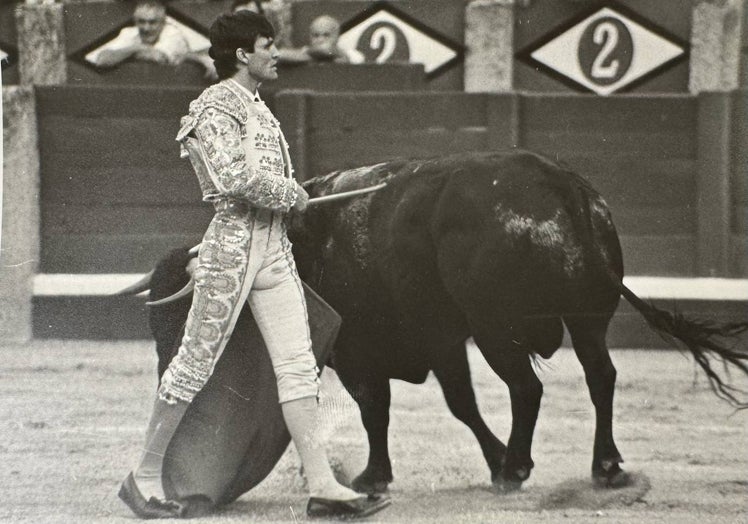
[191,82,248,123]
[176,82,248,146]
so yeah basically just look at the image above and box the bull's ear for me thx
[301,179,317,198]
[114,270,154,296]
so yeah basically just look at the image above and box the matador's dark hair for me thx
[209,10,275,80]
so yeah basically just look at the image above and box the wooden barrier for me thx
[66,59,426,91]
[517,94,698,275]
[35,85,208,273]
[277,90,742,277]
[34,86,746,278]
[731,90,748,275]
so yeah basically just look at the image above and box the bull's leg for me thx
[473,334,543,491]
[564,319,630,488]
[431,342,507,485]
[339,374,393,494]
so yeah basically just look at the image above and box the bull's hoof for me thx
[592,463,632,489]
[493,477,524,493]
[493,465,531,493]
[351,472,391,494]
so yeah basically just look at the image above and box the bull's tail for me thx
[620,284,748,409]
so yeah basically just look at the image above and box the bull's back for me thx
[425,151,621,317]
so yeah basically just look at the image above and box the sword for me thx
[307,182,387,205]
[185,182,387,258]
[152,182,388,306]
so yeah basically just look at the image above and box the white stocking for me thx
[133,398,190,500]
[281,396,360,500]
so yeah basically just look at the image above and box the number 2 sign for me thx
[339,2,463,78]
[518,4,687,95]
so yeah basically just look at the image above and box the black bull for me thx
[124,150,748,499]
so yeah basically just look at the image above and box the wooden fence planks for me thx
[34,87,743,277]
[40,233,203,273]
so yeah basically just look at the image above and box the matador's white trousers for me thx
[158,199,319,405]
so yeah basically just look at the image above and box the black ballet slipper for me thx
[306,493,391,520]
[118,472,185,519]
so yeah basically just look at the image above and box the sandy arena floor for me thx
[1,340,746,523]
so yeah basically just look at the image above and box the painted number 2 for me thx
[578,17,633,86]
[591,22,619,79]
[357,21,410,64]
[370,26,397,63]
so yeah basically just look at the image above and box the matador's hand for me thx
[293,184,309,213]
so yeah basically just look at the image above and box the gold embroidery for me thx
[178,81,298,212]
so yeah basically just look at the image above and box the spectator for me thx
[87,0,216,79]
[278,14,363,65]
[307,15,362,63]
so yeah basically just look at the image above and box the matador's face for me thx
[243,36,279,83]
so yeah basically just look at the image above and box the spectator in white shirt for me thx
[86,0,217,80]
[88,0,189,67]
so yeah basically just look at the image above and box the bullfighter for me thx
[118,10,390,520]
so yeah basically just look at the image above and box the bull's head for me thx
[115,246,198,378]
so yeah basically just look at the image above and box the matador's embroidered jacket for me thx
[175,79,299,212]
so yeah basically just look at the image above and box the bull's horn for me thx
[114,270,155,296]
[188,244,201,256]
[146,278,195,307]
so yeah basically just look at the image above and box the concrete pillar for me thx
[1,86,40,344]
[690,0,744,93]
[464,0,515,93]
[17,1,67,85]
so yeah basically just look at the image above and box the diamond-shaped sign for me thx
[517,3,687,95]
[339,1,463,78]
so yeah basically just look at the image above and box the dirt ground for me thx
[1,340,746,523]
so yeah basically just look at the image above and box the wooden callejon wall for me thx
[35,85,207,274]
[35,87,745,279]
[517,94,698,276]
[731,90,748,275]
[274,90,745,278]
